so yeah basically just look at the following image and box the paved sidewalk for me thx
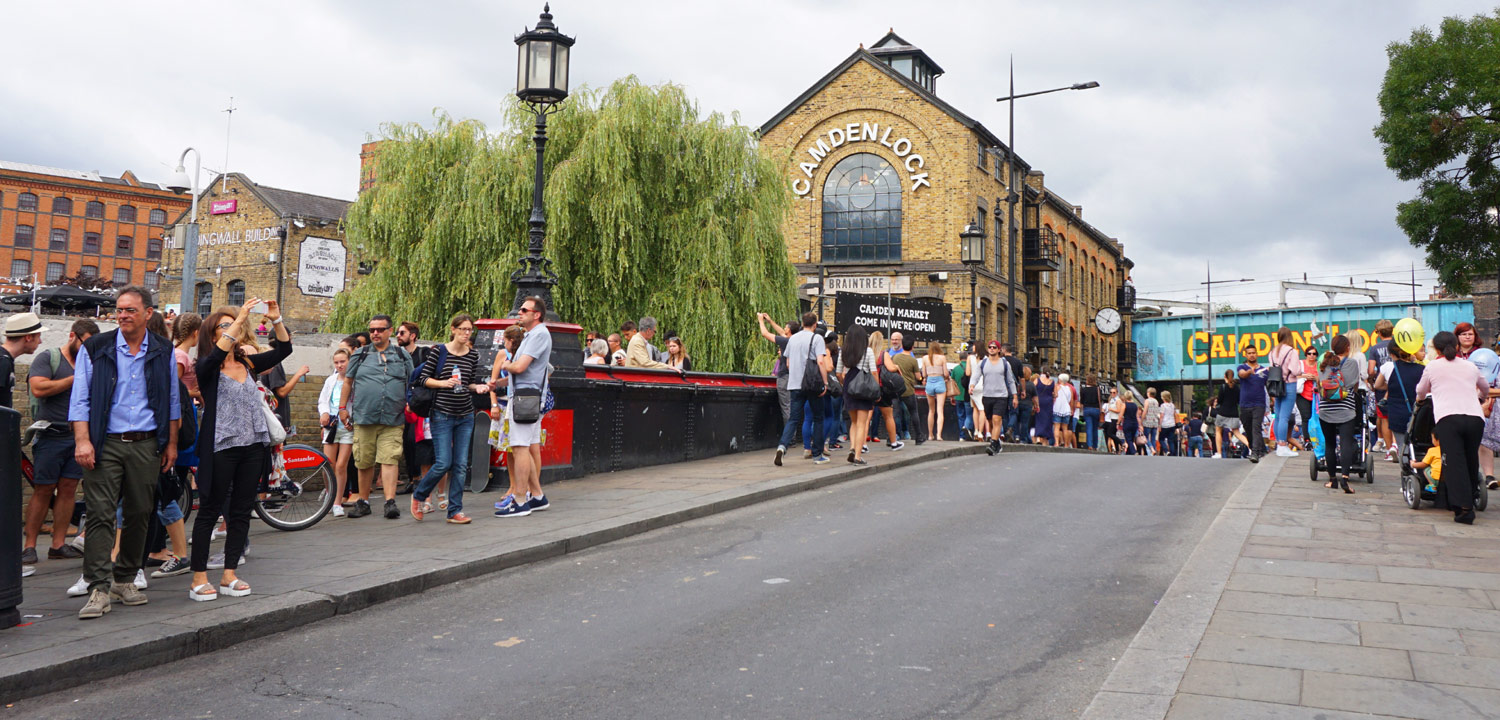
[2,438,1006,703]
[1088,453,1500,720]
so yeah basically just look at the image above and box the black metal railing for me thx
[1117,340,1137,369]
[1117,284,1136,314]
[1027,307,1060,348]
[1022,228,1061,271]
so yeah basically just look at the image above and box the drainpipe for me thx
[274,221,289,308]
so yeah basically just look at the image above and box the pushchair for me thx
[1399,397,1489,511]
[1307,389,1378,483]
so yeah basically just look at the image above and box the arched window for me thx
[821,153,902,263]
[194,282,214,315]
[118,205,137,223]
[45,262,64,283]
[13,225,33,248]
[52,197,72,215]
[227,279,246,306]
[85,201,104,219]
[18,193,38,211]
[149,209,167,225]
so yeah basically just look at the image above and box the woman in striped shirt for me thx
[409,314,491,525]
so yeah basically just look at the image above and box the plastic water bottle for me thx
[452,366,464,394]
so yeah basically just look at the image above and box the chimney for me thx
[359,141,385,195]
[1074,205,1083,218]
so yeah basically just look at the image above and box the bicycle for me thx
[253,443,337,531]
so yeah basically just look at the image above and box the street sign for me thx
[833,291,951,342]
[814,275,911,295]
[1407,305,1422,323]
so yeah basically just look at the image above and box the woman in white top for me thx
[317,348,355,517]
[1054,373,1076,449]
[1159,390,1179,457]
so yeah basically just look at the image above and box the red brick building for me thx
[0,161,189,293]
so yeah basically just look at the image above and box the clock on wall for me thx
[1094,307,1123,335]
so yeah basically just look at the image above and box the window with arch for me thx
[14,225,33,248]
[50,228,68,250]
[52,197,72,215]
[149,208,167,225]
[227,279,246,306]
[195,282,214,315]
[821,153,902,263]
[115,236,133,257]
[86,201,104,219]
[118,205,137,223]
[45,262,64,283]
[18,193,38,211]
[83,232,101,253]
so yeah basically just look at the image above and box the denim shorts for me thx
[1054,413,1071,425]
[116,499,184,527]
[31,430,81,485]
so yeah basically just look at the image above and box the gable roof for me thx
[758,47,1026,172]
[170,172,352,226]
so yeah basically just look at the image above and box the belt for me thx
[107,431,155,442]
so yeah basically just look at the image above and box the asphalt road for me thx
[13,451,1246,720]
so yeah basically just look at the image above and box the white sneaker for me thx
[66,575,89,597]
[134,569,147,590]
[330,504,346,518]
[1211,453,1221,459]
[1275,446,1298,458]
[68,534,86,552]
[212,528,227,541]
[206,551,246,571]
[22,565,35,578]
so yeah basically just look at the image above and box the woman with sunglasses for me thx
[1296,344,1319,453]
[187,298,291,601]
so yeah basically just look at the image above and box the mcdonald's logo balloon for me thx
[1393,317,1425,355]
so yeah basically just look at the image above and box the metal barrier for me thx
[0,407,21,629]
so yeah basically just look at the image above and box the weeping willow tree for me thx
[328,77,799,374]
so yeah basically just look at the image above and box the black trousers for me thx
[190,444,265,573]
[1239,406,1266,457]
[899,395,926,443]
[1432,414,1484,511]
[1320,418,1358,479]
[1161,427,1179,456]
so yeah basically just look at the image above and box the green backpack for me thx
[27,348,62,422]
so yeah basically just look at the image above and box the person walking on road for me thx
[340,314,414,520]
[493,297,555,517]
[1080,374,1103,451]
[1268,328,1302,458]
[68,287,181,619]
[187,298,292,601]
[1317,335,1362,493]
[1215,370,1244,458]
[978,340,1018,456]
[1142,387,1160,455]
[1159,390,1179,457]
[1120,390,1142,455]
[1054,373,1076,449]
[774,312,832,467]
[1237,346,1270,462]
[410,314,490,525]
[1417,331,1494,524]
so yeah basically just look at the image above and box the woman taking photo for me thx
[317,349,355,518]
[924,341,949,442]
[188,298,291,601]
[410,314,490,525]
[1417,331,1491,523]
[1269,328,1302,458]
[842,326,875,465]
[1317,335,1363,493]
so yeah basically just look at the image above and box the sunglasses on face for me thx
[217,322,233,330]
[368,326,390,333]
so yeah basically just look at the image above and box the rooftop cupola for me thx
[868,30,944,94]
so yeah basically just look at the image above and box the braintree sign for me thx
[297,236,346,297]
[833,292,951,343]
[791,121,931,196]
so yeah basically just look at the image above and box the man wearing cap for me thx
[68,287,180,619]
[979,340,1018,455]
[1,312,44,409]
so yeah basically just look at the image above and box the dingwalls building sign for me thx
[791,121,931,196]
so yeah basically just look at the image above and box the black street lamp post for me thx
[960,222,985,350]
[511,4,575,319]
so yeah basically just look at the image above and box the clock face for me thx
[1095,307,1122,335]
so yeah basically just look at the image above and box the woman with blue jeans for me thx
[1268,328,1302,458]
[1080,374,1102,450]
[411,314,490,524]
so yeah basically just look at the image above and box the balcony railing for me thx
[1027,306,1060,348]
[1022,228,1061,271]
[1117,284,1136,314]
[1117,340,1138,369]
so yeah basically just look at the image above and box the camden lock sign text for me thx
[791,121,931,196]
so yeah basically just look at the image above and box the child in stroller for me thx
[1410,434,1440,494]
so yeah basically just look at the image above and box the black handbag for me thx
[512,387,543,424]
[799,335,825,395]
[407,345,449,418]
[825,370,843,397]
[847,368,881,402]
[879,361,905,399]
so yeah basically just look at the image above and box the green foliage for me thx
[1374,8,1500,293]
[329,77,799,373]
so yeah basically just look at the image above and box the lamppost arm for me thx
[996,82,1099,103]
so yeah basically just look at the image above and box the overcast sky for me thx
[3,0,1489,311]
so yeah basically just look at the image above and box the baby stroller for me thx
[1400,397,1489,511]
[1307,389,1378,483]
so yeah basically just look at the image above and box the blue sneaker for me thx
[494,494,528,511]
[493,502,532,518]
[812,455,829,464]
[527,495,551,512]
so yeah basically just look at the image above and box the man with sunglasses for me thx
[339,314,414,519]
[494,297,553,517]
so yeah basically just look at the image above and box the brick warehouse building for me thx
[759,32,1136,379]
[159,172,354,333]
[0,161,188,292]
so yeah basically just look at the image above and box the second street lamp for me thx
[511,3,575,318]
[960,222,985,350]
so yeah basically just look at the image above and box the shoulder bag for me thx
[800,335,826,395]
[258,382,288,445]
[878,353,905,399]
[407,345,448,418]
[1266,347,1288,399]
[847,363,881,402]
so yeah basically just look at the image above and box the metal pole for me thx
[970,266,978,350]
[1206,262,1212,386]
[1006,56,1018,349]
[510,109,559,317]
[178,149,201,313]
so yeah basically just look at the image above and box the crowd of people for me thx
[3,289,562,619]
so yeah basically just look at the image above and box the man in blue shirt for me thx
[494,296,554,518]
[69,286,180,619]
[1236,344,1268,463]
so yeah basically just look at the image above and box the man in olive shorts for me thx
[339,314,413,519]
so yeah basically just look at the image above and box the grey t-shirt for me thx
[783,330,826,390]
[511,323,553,395]
[27,348,74,423]
[979,356,1016,398]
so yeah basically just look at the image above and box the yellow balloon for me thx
[1393,317,1425,354]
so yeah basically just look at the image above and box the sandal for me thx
[437,499,447,511]
[189,583,218,602]
[1342,477,1354,494]
[219,578,252,597]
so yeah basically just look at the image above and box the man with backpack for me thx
[979,341,1019,455]
[775,312,832,467]
[22,319,97,565]
[338,314,413,519]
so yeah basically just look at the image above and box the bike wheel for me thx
[254,444,336,531]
